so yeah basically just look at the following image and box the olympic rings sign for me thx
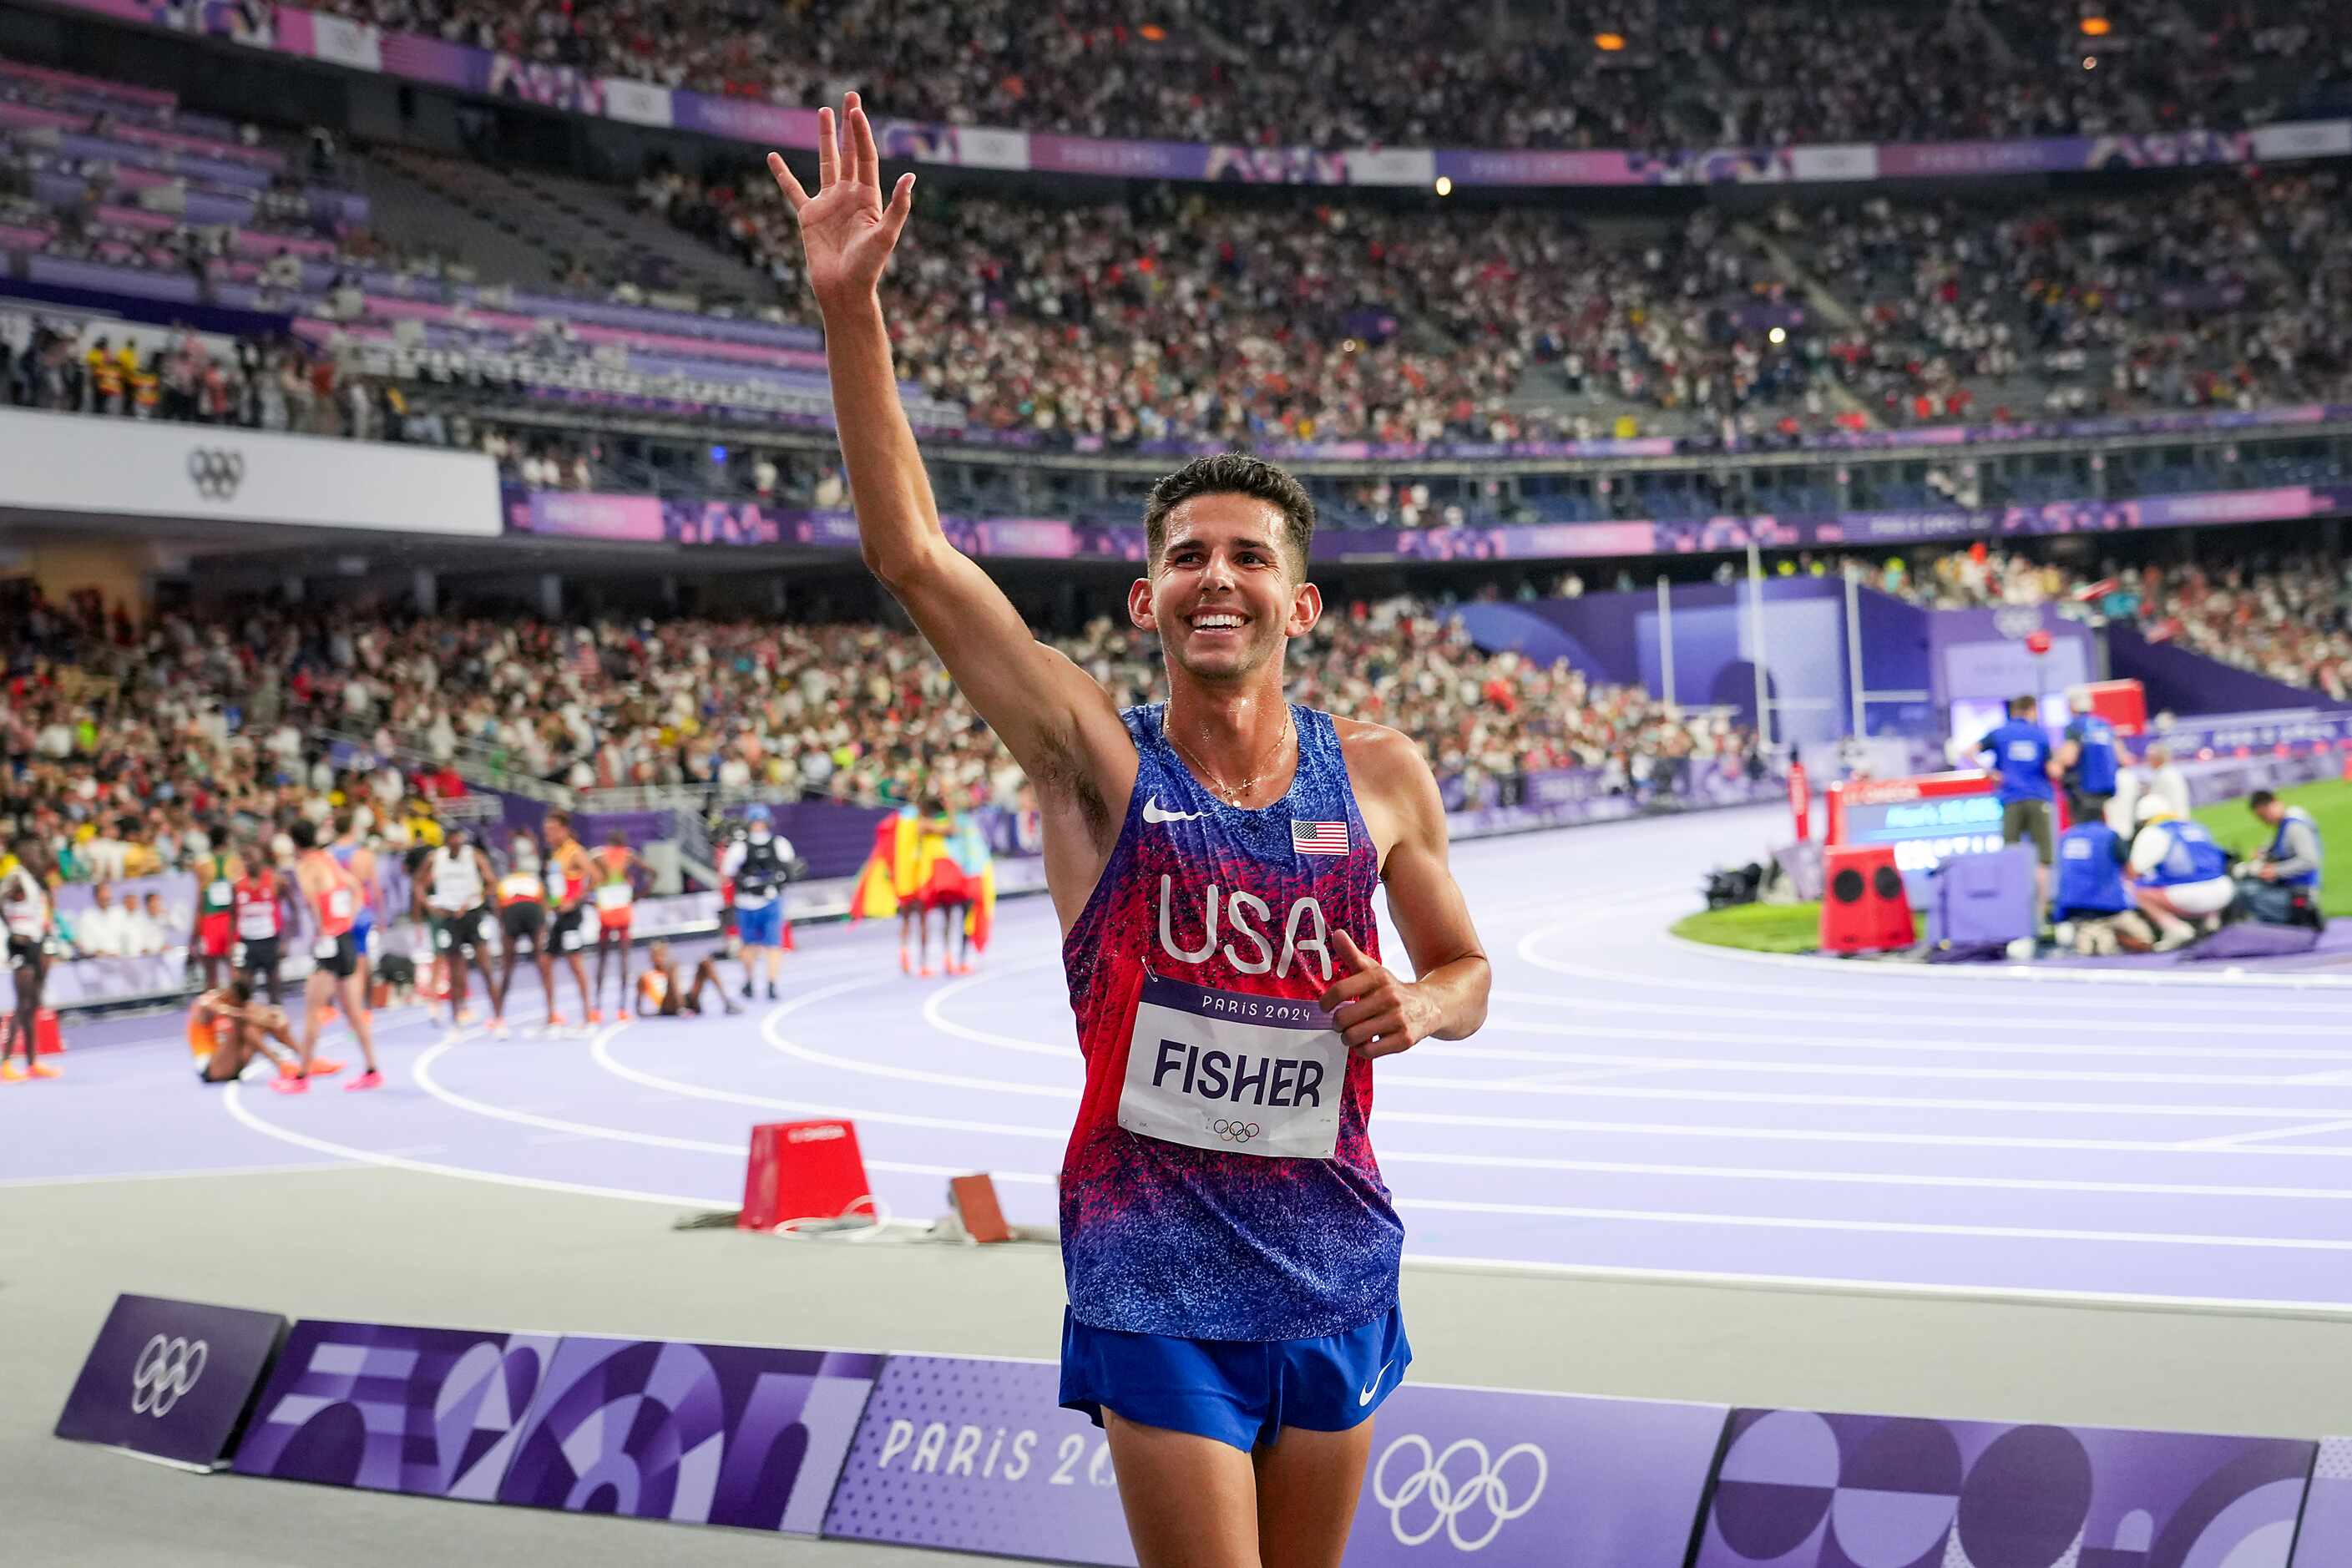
[1211,1119,1262,1144]
[186,448,245,502]
[129,1333,209,1418]
[1373,1433,1547,1552]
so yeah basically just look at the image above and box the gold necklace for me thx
[1170,718,1294,807]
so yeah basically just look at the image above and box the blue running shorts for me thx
[736,902,784,948]
[1059,1306,1411,1453]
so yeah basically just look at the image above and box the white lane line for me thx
[1479,1018,2352,1064]
[1379,1147,2352,1202]
[1487,989,2352,1040]
[1519,912,2352,1007]
[220,1080,732,1209]
[787,1014,2352,1121]
[2179,1116,2352,1152]
[0,1160,357,1189]
[1393,1194,2352,1253]
[588,980,1067,1142]
[1658,927,2352,992]
[412,1024,1050,1183]
[1373,1106,2352,1159]
[1397,1252,2352,1318]
[1413,1040,2352,1090]
[921,958,1075,1060]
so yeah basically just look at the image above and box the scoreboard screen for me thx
[1827,771,2003,876]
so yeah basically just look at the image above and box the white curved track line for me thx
[1372,1105,2352,1158]
[1417,1045,2347,1090]
[589,979,1067,1142]
[220,1080,731,1208]
[409,1024,1024,1181]
[1392,1193,2352,1253]
[1661,926,2352,992]
[920,958,1077,1059]
[817,984,2352,1120]
[1486,989,2352,1038]
[1377,1147,2352,1203]
[1521,907,2352,1007]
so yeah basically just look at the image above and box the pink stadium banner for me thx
[38,0,2352,190]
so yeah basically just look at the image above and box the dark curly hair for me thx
[1141,453,1317,579]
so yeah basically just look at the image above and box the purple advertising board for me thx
[1696,1408,2314,1568]
[822,1353,1136,1565]
[506,484,2351,565]
[51,0,2352,190]
[821,1354,1731,1568]
[231,1319,561,1500]
[55,1292,289,1469]
[1348,1382,1729,1566]
[2290,1436,2352,1568]
[494,1338,883,1533]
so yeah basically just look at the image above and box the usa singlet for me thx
[1060,704,1402,1342]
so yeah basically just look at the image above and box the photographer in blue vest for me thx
[1974,694,2056,922]
[2053,690,2122,831]
[2236,790,2326,932]
[2127,795,2234,952]
[2051,807,2155,954]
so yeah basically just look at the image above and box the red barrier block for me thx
[741,1119,870,1231]
[35,1009,63,1055]
[1821,844,1915,954]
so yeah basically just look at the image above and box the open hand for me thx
[766,92,914,311]
[1318,929,1432,1060]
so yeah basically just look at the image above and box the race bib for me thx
[594,883,633,910]
[1117,974,1347,1161]
[313,936,339,961]
[206,878,234,907]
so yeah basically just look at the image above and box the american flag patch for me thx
[1292,820,1348,856]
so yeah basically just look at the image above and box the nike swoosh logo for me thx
[1142,796,1204,825]
[1358,1360,1392,1406]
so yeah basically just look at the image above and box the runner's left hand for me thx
[1320,929,1432,1060]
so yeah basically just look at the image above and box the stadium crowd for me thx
[304,0,2352,149]
[1,584,1758,888]
[1868,544,2352,702]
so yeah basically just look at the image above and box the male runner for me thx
[539,810,600,1025]
[326,812,379,1008]
[633,938,742,1018]
[416,825,504,1034]
[190,978,305,1085]
[721,804,793,1001]
[493,827,556,1030]
[230,849,291,1008]
[280,820,380,1092]
[2,837,61,1082]
[589,832,644,1019]
[771,101,1490,1568]
[189,831,242,992]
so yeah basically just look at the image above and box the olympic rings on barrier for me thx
[130,1333,209,1418]
[1373,1433,1547,1551]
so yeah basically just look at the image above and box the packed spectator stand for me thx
[1,584,1763,910]
[7,48,2352,488]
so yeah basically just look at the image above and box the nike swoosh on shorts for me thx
[1359,1360,1392,1406]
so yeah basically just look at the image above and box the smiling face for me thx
[1129,493,1321,685]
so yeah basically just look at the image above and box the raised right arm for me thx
[770,99,1136,833]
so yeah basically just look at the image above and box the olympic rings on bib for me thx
[1212,1120,1262,1144]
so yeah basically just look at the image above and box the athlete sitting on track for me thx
[190,979,309,1085]
[633,939,742,1018]
[771,100,1490,1568]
